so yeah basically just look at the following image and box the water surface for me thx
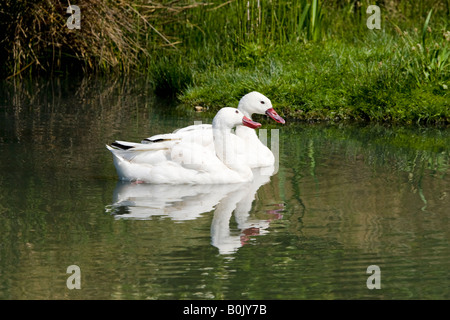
[0,78,448,299]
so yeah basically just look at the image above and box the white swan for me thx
[106,107,262,184]
[141,92,285,168]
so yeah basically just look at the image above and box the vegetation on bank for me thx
[0,0,449,123]
[180,30,450,124]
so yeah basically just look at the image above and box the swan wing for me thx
[142,124,214,149]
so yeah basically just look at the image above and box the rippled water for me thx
[0,78,448,300]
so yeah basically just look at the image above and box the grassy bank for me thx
[179,30,450,124]
[1,0,449,123]
[171,1,450,124]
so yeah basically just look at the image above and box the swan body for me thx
[107,108,261,184]
[141,92,285,168]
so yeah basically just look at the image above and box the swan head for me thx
[213,107,261,130]
[238,91,285,124]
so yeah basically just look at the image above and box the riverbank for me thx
[1,1,448,124]
[178,30,449,124]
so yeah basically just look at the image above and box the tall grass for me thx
[179,16,449,124]
[1,1,449,123]
[1,0,141,77]
[0,0,331,79]
[2,0,448,77]
[387,9,450,86]
[145,0,328,95]
[0,0,206,78]
[174,0,326,48]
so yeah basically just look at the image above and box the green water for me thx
[0,79,448,300]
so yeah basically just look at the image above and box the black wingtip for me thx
[111,142,134,150]
[143,138,168,143]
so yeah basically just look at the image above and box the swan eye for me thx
[235,110,239,114]
[260,101,265,104]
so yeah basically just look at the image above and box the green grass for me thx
[176,9,449,124]
[1,0,449,123]
[144,1,449,124]
[178,31,449,124]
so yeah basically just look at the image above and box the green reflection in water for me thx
[0,78,448,300]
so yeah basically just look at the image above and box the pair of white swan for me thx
[106,92,285,184]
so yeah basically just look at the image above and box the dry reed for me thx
[1,0,210,78]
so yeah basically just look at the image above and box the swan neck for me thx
[213,127,252,180]
[212,127,231,163]
[238,106,252,119]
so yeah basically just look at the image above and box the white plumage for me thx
[107,107,262,184]
[141,91,285,168]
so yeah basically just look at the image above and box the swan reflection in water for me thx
[106,166,284,254]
